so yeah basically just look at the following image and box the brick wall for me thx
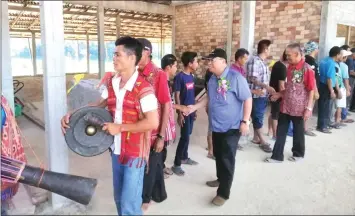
[175,1,241,78]
[254,0,322,61]
[174,1,322,77]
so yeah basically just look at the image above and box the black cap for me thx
[202,48,227,61]
[137,38,153,53]
[351,48,355,53]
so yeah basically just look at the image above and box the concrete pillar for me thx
[319,1,337,60]
[226,1,233,63]
[31,32,38,75]
[39,1,69,209]
[97,2,105,78]
[240,1,256,55]
[86,33,90,73]
[1,1,15,111]
[171,6,176,55]
[116,14,121,38]
[346,26,351,45]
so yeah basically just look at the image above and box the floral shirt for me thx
[281,59,316,116]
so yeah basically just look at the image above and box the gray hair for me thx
[286,43,303,54]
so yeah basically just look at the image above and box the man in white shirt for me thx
[61,36,159,216]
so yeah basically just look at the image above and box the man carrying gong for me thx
[61,36,159,215]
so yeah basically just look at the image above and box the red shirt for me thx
[230,63,246,78]
[286,59,315,91]
[140,61,171,142]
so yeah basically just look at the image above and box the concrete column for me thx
[116,14,121,38]
[346,26,351,45]
[240,1,256,54]
[319,1,337,60]
[226,1,233,63]
[171,6,176,55]
[86,33,90,73]
[39,1,69,209]
[1,1,15,111]
[97,2,105,78]
[31,32,38,75]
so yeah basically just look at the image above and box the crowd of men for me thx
[58,36,355,216]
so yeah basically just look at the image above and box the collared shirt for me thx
[230,63,246,78]
[319,57,336,87]
[140,61,172,141]
[101,70,158,155]
[207,66,252,133]
[246,55,270,98]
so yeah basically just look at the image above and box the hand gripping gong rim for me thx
[64,107,114,157]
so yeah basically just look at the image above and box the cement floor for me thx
[15,102,355,215]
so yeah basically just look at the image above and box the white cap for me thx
[341,50,352,57]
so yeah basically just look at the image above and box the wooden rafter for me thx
[7,0,173,40]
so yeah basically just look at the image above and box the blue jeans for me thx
[287,122,293,137]
[251,97,268,129]
[341,108,347,120]
[111,154,145,216]
[174,114,194,167]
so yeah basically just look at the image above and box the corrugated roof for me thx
[8,0,172,40]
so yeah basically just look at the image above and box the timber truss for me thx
[8,0,173,40]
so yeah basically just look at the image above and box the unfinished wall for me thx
[254,0,322,60]
[175,1,241,78]
[350,28,355,48]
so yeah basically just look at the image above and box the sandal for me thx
[264,158,282,163]
[288,156,303,162]
[171,166,185,176]
[163,167,173,175]
[329,123,341,129]
[342,119,354,123]
[181,158,198,165]
[207,154,216,160]
[316,128,332,134]
[237,145,244,151]
[305,130,316,136]
[251,140,261,144]
[259,143,272,153]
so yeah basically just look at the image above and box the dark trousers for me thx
[349,77,355,110]
[174,115,194,166]
[212,129,240,200]
[317,83,331,130]
[142,150,167,204]
[162,141,168,169]
[271,113,305,161]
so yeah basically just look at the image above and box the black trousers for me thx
[212,129,240,200]
[349,77,355,110]
[317,83,331,130]
[271,113,305,161]
[162,142,168,169]
[142,148,167,204]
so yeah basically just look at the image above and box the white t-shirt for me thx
[101,71,158,155]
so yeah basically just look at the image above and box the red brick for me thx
[293,4,304,9]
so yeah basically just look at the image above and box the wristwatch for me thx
[157,134,165,140]
[241,120,250,126]
[305,107,312,111]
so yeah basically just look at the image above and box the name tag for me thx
[186,82,194,90]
